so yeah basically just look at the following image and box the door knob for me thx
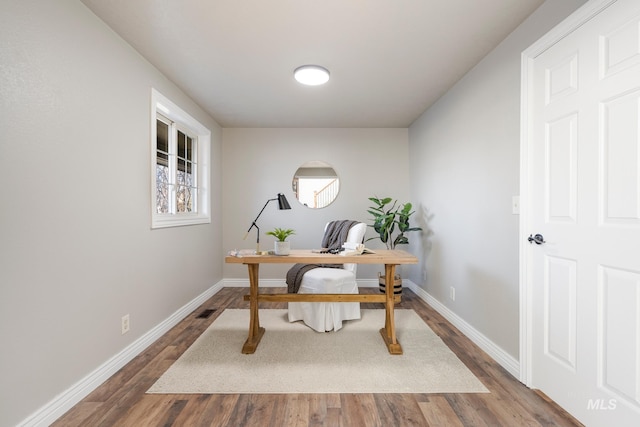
[528,234,545,245]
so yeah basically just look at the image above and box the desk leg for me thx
[242,263,265,354]
[379,263,403,354]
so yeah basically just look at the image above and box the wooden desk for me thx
[225,249,418,355]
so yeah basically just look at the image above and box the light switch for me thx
[512,196,520,215]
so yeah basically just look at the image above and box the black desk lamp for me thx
[244,193,291,253]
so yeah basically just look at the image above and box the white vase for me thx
[274,241,290,255]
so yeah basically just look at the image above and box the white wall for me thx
[222,128,410,281]
[0,1,223,425]
[407,0,587,359]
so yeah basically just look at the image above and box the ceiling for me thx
[81,0,544,128]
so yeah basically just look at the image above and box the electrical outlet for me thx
[121,314,130,335]
[450,287,456,301]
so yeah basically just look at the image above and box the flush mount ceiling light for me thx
[294,65,330,86]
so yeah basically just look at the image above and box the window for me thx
[151,89,211,228]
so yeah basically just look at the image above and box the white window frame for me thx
[151,88,211,228]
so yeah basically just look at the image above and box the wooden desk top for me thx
[225,249,418,265]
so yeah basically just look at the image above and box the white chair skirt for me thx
[287,267,361,332]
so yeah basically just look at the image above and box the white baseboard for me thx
[19,280,225,427]
[404,281,520,379]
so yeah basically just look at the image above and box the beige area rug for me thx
[147,309,488,394]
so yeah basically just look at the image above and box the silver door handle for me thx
[528,234,545,245]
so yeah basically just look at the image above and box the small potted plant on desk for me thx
[266,227,296,255]
[367,197,422,294]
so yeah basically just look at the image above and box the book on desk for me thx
[311,242,376,256]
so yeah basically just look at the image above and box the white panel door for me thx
[527,0,640,425]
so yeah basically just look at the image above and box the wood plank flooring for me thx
[52,287,582,426]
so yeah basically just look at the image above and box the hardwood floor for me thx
[52,287,582,426]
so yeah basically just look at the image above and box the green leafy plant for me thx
[366,197,422,249]
[265,227,296,242]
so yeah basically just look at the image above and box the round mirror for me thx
[292,161,340,208]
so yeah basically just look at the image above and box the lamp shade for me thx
[277,193,291,210]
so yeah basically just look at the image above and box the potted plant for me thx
[366,197,422,293]
[266,227,296,255]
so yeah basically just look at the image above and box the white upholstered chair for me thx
[288,222,367,332]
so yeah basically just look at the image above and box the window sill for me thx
[152,214,211,229]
